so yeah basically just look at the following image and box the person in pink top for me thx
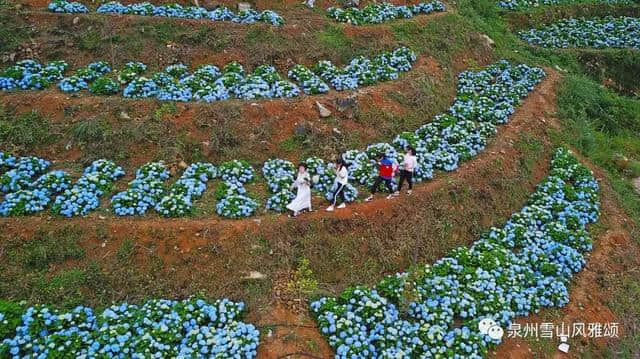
[394,147,417,196]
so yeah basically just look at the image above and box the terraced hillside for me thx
[0,0,639,357]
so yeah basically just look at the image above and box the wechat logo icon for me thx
[479,318,504,340]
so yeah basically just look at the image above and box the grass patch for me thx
[0,0,33,53]
[39,269,88,308]
[316,25,353,62]
[555,74,640,356]
[0,106,55,152]
[9,227,85,271]
[117,239,136,262]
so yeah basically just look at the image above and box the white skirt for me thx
[287,184,312,212]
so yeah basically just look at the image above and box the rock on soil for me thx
[480,34,495,48]
[633,177,640,196]
[237,2,252,11]
[243,271,266,280]
[316,101,332,118]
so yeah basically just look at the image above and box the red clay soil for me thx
[0,55,446,166]
[15,2,451,37]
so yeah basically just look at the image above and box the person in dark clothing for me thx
[364,153,397,201]
[395,147,417,196]
[326,159,349,212]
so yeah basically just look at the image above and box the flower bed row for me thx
[0,48,416,101]
[0,156,125,217]
[0,298,259,357]
[48,0,284,26]
[333,60,544,192]
[307,47,416,92]
[310,148,600,357]
[327,1,445,25]
[519,16,640,49]
[0,60,547,219]
[498,0,634,11]
[0,155,59,216]
[263,61,545,204]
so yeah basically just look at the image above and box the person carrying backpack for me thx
[365,153,397,201]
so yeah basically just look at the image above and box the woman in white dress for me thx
[287,164,312,217]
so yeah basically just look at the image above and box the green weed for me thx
[12,227,85,271]
[0,107,54,151]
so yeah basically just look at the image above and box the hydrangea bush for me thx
[216,194,259,218]
[0,60,57,90]
[519,16,640,49]
[155,162,217,217]
[111,161,169,216]
[0,170,72,216]
[263,158,297,212]
[311,47,416,92]
[0,298,260,358]
[0,156,51,193]
[266,189,296,212]
[48,0,287,25]
[48,0,88,13]
[311,148,600,358]
[498,0,633,11]
[327,1,445,25]
[303,157,336,194]
[52,159,125,217]
[215,160,259,218]
[288,65,330,95]
[262,158,295,193]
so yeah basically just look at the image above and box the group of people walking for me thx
[286,147,418,217]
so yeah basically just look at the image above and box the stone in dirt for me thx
[118,111,131,120]
[345,0,359,7]
[201,141,212,156]
[558,343,570,353]
[244,271,266,280]
[480,34,495,48]
[612,153,629,171]
[633,177,640,196]
[73,17,80,25]
[316,102,332,118]
[237,2,252,12]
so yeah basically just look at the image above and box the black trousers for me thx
[398,170,413,191]
[331,184,346,205]
[371,176,393,194]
